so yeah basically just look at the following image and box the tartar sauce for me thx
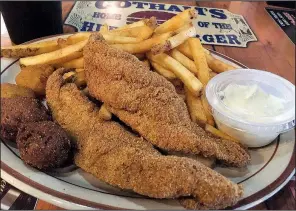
[218,84,285,117]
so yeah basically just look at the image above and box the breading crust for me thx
[84,34,250,167]
[46,68,243,209]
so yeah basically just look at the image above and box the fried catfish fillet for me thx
[46,68,243,209]
[84,34,250,167]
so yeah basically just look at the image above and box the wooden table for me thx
[60,0,295,85]
[2,1,295,210]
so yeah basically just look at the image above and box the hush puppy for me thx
[15,64,55,96]
[1,97,50,141]
[16,121,72,169]
[1,83,35,98]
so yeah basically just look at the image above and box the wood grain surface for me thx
[1,0,294,210]
[197,1,295,85]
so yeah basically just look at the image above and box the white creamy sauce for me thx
[218,84,285,117]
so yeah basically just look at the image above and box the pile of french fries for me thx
[1,8,239,143]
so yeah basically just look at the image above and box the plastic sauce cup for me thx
[206,69,295,147]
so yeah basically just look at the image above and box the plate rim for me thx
[1,34,295,210]
[1,148,295,210]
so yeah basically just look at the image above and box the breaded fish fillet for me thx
[46,68,243,209]
[84,34,250,167]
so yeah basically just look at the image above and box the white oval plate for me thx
[1,34,295,210]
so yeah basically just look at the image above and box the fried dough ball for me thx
[1,97,50,141]
[15,64,55,95]
[1,83,35,98]
[16,121,72,170]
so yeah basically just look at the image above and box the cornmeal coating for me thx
[46,68,243,210]
[84,34,250,167]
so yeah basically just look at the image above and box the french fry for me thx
[63,71,75,80]
[185,88,207,126]
[109,25,154,40]
[148,52,203,96]
[57,38,69,48]
[66,32,91,44]
[144,17,157,29]
[19,40,87,66]
[177,42,236,73]
[104,34,143,44]
[112,19,148,31]
[142,59,150,69]
[205,124,239,143]
[73,71,86,87]
[147,51,175,70]
[59,57,84,69]
[201,92,215,126]
[81,87,89,96]
[100,24,109,33]
[173,23,193,34]
[203,47,210,55]
[154,8,197,34]
[170,49,212,76]
[75,68,84,73]
[67,32,143,45]
[112,31,174,54]
[205,53,237,73]
[209,71,217,79]
[151,26,196,54]
[150,61,176,80]
[177,41,193,59]
[62,71,86,87]
[1,40,60,58]
[177,41,210,60]
[98,104,112,121]
[188,38,210,85]
[170,49,197,75]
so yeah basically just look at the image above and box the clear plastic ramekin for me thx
[206,69,295,147]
